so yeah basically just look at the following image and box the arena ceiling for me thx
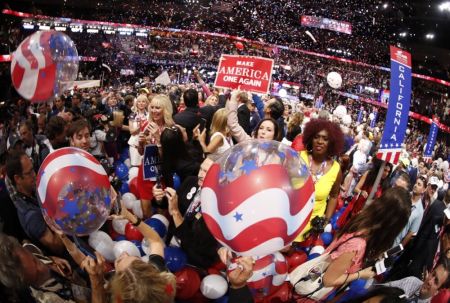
[3,0,450,68]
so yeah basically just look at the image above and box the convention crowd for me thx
[0,70,449,303]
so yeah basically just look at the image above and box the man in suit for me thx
[173,89,204,140]
[236,92,251,135]
[388,188,450,281]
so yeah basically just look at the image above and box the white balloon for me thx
[132,200,143,219]
[310,245,325,255]
[369,113,375,121]
[95,240,116,262]
[342,114,352,126]
[151,214,170,230]
[324,223,332,233]
[405,128,410,135]
[113,240,141,259]
[112,218,128,235]
[200,274,228,299]
[88,231,115,262]
[88,231,113,247]
[122,193,137,209]
[141,238,152,255]
[128,167,139,181]
[327,72,342,89]
[124,158,131,168]
[333,105,347,118]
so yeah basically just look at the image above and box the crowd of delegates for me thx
[0,74,449,302]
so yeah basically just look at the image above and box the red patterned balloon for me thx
[246,252,288,300]
[201,140,315,256]
[11,31,78,103]
[37,147,111,236]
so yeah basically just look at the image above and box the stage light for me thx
[439,1,450,12]
[399,32,407,37]
[383,3,388,9]
[426,33,435,39]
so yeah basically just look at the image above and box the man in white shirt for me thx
[382,257,450,303]
[393,177,426,247]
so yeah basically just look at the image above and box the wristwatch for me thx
[132,217,142,227]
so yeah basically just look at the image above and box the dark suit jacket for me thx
[173,107,203,140]
[170,176,219,269]
[237,104,251,135]
[390,199,446,280]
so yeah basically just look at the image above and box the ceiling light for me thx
[383,3,388,9]
[399,32,407,37]
[426,33,435,39]
[439,1,450,12]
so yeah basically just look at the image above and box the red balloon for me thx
[265,282,292,303]
[108,222,121,241]
[235,41,244,50]
[175,267,201,300]
[286,251,307,273]
[312,238,324,247]
[129,177,140,199]
[125,222,143,241]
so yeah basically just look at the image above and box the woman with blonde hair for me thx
[136,94,175,217]
[128,94,149,167]
[194,108,233,157]
[204,95,219,107]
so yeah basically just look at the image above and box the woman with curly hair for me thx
[295,118,344,242]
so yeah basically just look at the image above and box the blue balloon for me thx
[119,149,129,161]
[115,235,127,241]
[115,162,129,180]
[144,218,167,238]
[164,246,187,272]
[173,173,181,190]
[214,295,229,303]
[119,182,129,194]
[350,279,367,291]
[130,240,145,256]
[332,221,339,231]
[308,253,320,260]
[321,232,333,246]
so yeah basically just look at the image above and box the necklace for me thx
[308,155,327,184]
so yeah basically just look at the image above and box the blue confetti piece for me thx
[240,159,257,175]
[75,225,87,234]
[104,196,111,206]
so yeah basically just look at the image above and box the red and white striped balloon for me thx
[37,147,111,236]
[247,252,288,299]
[11,31,78,103]
[201,140,315,257]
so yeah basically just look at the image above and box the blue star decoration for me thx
[233,212,243,222]
[240,159,257,175]
[260,142,272,151]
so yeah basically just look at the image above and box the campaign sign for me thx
[143,144,160,181]
[214,55,274,94]
[423,117,439,162]
[376,46,412,165]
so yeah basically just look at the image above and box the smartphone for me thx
[199,117,207,132]
[383,244,403,259]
